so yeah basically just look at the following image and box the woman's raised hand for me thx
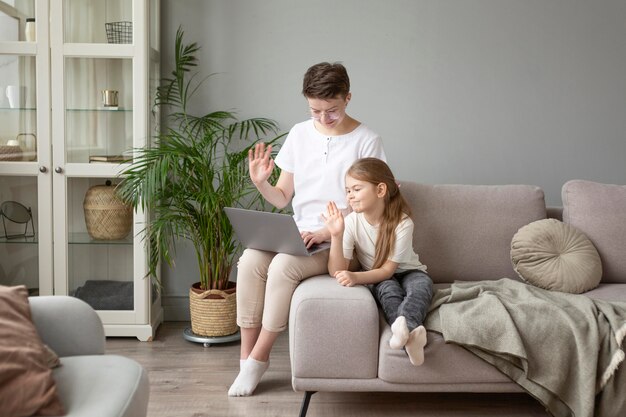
[322,201,345,238]
[248,143,274,185]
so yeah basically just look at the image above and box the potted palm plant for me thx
[117,27,284,337]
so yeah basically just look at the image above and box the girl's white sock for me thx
[389,316,409,349]
[405,325,428,366]
[228,357,270,397]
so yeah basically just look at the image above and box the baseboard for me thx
[162,295,190,321]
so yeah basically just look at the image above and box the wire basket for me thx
[105,21,132,44]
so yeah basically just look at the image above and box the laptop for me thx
[224,207,331,256]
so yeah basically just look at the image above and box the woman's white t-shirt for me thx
[342,212,427,273]
[274,119,386,231]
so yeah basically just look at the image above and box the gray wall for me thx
[160,0,626,319]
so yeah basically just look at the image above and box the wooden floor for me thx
[105,322,549,417]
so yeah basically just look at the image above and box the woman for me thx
[229,62,386,396]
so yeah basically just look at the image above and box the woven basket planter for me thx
[83,181,132,240]
[189,282,238,337]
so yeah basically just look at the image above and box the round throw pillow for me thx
[510,218,602,293]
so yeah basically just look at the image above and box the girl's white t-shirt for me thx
[274,119,386,231]
[342,212,427,273]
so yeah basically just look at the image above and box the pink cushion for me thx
[399,182,546,283]
[562,180,626,284]
[0,285,65,416]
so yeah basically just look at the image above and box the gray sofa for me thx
[29,296,149,417]
[288,180,626,416]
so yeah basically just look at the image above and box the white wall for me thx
[160,0,626,318]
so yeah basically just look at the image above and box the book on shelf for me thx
[89,155,126,163]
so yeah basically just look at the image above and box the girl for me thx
[323,157,433,366]
[229,63,386,396]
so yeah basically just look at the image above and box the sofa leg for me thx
[298,391,316,417]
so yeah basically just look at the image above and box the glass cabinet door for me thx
[64,0,132,44]
[0,0,52,295]
[0,55,37,161]
[67,177,135,313]
[0,175,39,293]
[49,0,161,339]
[0,0,36,43]
[64,57,133,163]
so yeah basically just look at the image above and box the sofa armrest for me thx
[29,296,106,357]
[289,276,380,380]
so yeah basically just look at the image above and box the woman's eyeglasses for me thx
[309,108,342,121]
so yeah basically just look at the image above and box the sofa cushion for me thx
[562,180,626,283]
[0,285,65,416]
[41,355,149,417]
[399,182,546,283]
[378,316,519,386]
[510,219,602,293]
[583,283,626,302]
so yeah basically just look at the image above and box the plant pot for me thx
[189,281,238,337]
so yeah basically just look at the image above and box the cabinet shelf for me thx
[0,41,37,55]
[62,43,134,58]
[66,108,132,113]
[0,233,134,245]
[0,107,37,111]
[0,236,38,244]
[69,232,133,245]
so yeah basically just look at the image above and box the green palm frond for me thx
[118,26,285,290]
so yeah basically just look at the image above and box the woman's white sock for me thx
[228,358,270,397]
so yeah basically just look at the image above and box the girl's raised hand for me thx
[321,201,344,238]
[248,143,274,185]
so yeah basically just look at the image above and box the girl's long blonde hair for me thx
[346,158,411,270]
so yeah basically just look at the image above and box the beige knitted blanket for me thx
[424,278,626,417]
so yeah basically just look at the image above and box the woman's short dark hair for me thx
[302,62,350,100]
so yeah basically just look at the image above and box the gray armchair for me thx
[29,296,149,417]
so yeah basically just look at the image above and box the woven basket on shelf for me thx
[83,180,132,240]
[189,282,238,337]
[0,145,23,161]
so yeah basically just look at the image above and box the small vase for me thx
[25,18,35,42]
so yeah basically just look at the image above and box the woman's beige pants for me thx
[236,248,329,333]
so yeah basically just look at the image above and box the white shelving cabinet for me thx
[0,0,162,341]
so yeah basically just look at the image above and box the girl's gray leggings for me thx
[371,269,433,331]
